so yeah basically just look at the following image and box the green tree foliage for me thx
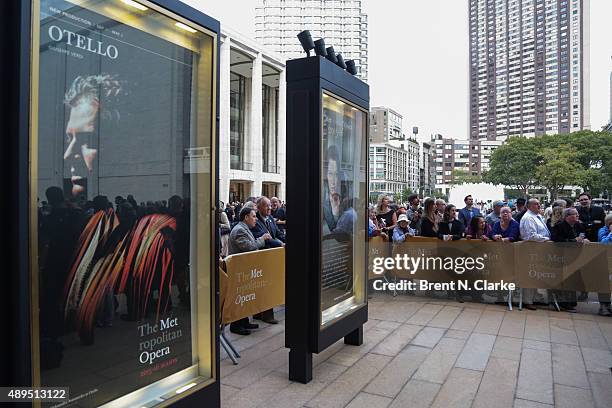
[451,169,483,185]
[485,131,612,197]
[483,136,538,195]
[534,145,582,200]
[400,187,413,203]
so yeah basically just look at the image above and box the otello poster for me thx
[37,0,197,406]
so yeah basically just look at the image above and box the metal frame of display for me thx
[285,55,369,384]
[3,1,221,406]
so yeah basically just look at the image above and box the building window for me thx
[262,83,279,173]
[230,72,247,170]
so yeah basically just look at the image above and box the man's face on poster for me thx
[327,158,339,197]
[64,94,100,196]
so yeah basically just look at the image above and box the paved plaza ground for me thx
[220,292,612,408]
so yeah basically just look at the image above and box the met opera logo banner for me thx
[220,248,286,324]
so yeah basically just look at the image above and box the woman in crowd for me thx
[437,204,465,241]
[419,198,439,237]
[598,213,612,244]
[392,214,416,243]
[490,206,520,242]
[376,194,397,235]
[466,215,491,240]
[368,206,388,240]
[597,214,612,316]
[546,200,566,231]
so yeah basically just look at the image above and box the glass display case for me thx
[320,92,367,327]
[29,0,218,406]
[285,55,369,384]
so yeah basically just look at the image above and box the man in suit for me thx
[228,207,273,335]
[458,195,481,228]
[251,196,285,249]
[250,196,285,324]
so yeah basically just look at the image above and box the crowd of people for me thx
[369,192,612,315]
[221,196,287,335]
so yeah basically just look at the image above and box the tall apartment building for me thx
[370,106,403,142]
[255,0,368,81]
[395,138,420,194]
[469,0,590,140]
[369,144,407,200]
[369,107,420,197]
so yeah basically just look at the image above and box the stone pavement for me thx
[220,293,612,408]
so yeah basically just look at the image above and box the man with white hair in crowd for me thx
[519,198,550,310]
[228,206,273,334]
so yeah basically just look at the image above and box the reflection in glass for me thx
[36,0,214,406]
[320,93,367,326]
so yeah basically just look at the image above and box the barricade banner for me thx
[368,239,611,292]
[368,236,390,279]
[437,240,515,284]
[391,237,452,282]
[513,241,564,289]
[561,243,609,292]
[220,247,285,325]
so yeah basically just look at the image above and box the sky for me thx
[183,0,612,143]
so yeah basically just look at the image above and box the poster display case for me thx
[286,56,369,384]
[5,0,220,406]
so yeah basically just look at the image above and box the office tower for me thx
[255,0,368,81]
[469,0,590,140]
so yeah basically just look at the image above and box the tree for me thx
[483,136,539,195]
[567,131,612,196]
[534,145,582,200]
[400,187,413,203]
[451,169,482,185]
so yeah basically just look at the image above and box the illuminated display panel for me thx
[33,0,216,406]
[320,91,367,327]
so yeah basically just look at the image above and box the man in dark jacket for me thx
[271,197,286,232]
[228,207,273,335]
[512,198,527,222]
[458,195,481,228]
[577,192,606,242]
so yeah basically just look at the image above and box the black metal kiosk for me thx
[286,54,369,383]
[3,1,220,406]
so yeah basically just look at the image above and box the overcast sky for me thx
[183,0,612,143]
